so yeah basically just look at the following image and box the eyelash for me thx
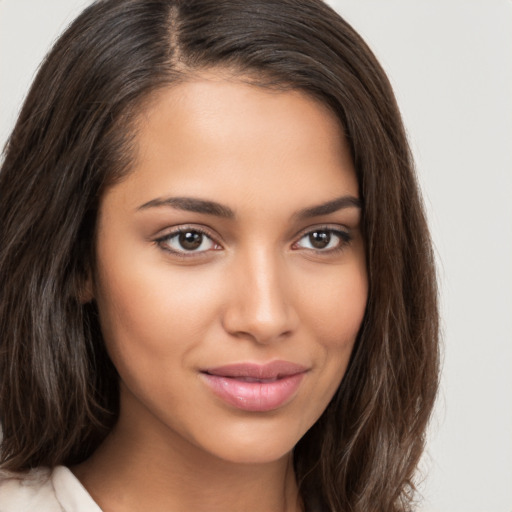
[155,226,220,258]
[293,226,353,254]
[154,225,353,258]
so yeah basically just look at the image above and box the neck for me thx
[72,402,302,512]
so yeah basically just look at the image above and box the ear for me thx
[78,271,95,304]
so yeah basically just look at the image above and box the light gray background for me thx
[1,1,511,511]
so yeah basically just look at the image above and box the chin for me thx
[189,417,307,466]
[211,442,295,466]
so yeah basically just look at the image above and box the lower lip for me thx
[201,373,306,412]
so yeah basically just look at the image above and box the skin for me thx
[74,74,368,512]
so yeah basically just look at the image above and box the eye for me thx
[156,228,220,255]
[293,228,352,252]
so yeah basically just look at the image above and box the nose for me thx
[221,248,299,344]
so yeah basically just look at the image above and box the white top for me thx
[0,466,101,512]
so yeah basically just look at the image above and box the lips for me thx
[201,361,308,412]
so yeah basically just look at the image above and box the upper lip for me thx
[202,360,308,380]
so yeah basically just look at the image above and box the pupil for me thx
[179,231,203,250]
[309,231,330,249]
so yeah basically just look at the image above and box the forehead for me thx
[106,76,358,215]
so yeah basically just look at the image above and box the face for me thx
[91,75,368,465]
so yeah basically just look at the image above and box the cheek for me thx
[286,260,367,433]
[304,261,368,350]
[93,250,223,367]
[303,260,367,396]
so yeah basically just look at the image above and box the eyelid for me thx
[291,224,353,252]
[154,225,223,257]
[153,223,353,258]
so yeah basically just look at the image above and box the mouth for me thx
[200,361,308,412]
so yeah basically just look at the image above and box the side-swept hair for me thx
[0,1,439,510]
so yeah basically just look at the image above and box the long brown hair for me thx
[0,1,439,510]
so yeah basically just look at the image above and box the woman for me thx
[0,0,439,511]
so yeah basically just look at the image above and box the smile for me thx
[201,361,308,412]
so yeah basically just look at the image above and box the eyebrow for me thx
[137,197,235,218]
[137,195,361,219]
[294,195,362,220]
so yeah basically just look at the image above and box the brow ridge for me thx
[295,196,362,220]
[137,194,361,220]
[137,196,235,218]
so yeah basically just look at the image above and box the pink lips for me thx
[201,361,308,412]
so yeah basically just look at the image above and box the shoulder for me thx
[0,466,102,512]
[0,466,63,512]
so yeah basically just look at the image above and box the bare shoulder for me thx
[0,467,63,512]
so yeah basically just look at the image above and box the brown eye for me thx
[157,229,219,254]
[308,231,331,249]
[294,228,352,252]
[179,231,203,250]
